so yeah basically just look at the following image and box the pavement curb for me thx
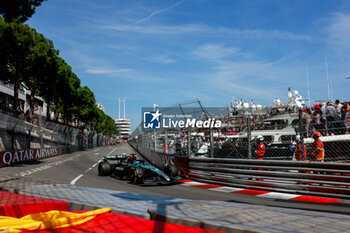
[148,210,257,233]
[147,200,350,233]
[178,179,348,204]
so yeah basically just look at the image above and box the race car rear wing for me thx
[104,155,126,160]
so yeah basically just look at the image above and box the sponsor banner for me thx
[0,147,63,167]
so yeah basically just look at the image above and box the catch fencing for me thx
[129,139,350,199]
[132,106,350,162]
[129,102,350,199]
[0,112,116,153]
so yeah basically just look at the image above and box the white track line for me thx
[258,192,300,200]
[16,154,83,177]
[208,186,243,193]
[180,181,203,186]
[70,147,118,185]
[70,174,83,185]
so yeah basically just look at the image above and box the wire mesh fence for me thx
[0,112,116,153]
[131,103,350,163]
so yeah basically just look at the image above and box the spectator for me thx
[15,105,24,119]
[347,103,350,134]
[341,104,349,134]
[335,100,343,118]
[8,103,14,117]
[326,102,336,135]
[302,108,312,137]
[25,109,32,123]
[319,102,327,135]
[312,105,322,133]
[0,101,5,113]
[334,100,345,134]
[340,106,347,134]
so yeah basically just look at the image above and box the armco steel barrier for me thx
[129,142,189,177]
[189,157,350,199]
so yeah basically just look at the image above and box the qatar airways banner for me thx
[0,147,63,167]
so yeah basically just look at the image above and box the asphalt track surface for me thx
[1,143,350,215]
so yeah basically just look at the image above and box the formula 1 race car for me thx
[97,154,181,185]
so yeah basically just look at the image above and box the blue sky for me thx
[27,0,350,130]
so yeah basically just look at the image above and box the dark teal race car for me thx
[98,154,181,185]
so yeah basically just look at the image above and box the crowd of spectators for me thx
[0,101,23,119]
[0,100,42,124]
[302,100,349,137]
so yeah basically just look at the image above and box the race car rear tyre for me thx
[129,167,144,184]
[113,165,125,179]
[165,164,178,177]
[98,162,112,176]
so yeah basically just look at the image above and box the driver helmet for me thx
[128,155,136,161]
[257,135,264,141]
[134,161,141,166]
[122,153,126,158]
[295,135,301,142]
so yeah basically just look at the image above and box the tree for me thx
[0,19,57,112]
[47,57,70,122]
[75,86,96,123]
[27,29,59,118]
[0,19,35,109]
[95,110,118,136]
[0,17,118,136]
[0,0,46,23]
[50,59,81,124]
[61,73,81,124]
[87,106,104,133]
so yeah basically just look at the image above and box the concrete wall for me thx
[0,113,78,152]
[0,113,116,153]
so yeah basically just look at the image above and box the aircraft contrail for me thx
[134,1,184,25]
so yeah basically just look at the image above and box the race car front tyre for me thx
[98,162,112,176]
[165,164,178,177]
[129,167,144,184]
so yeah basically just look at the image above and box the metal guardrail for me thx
[129,141,189,177]
[189,157,350,199]
[129,139,350,200]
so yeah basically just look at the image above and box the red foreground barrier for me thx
[0,191,222,232]
[24,212,222,233]
[0,191,69,218]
